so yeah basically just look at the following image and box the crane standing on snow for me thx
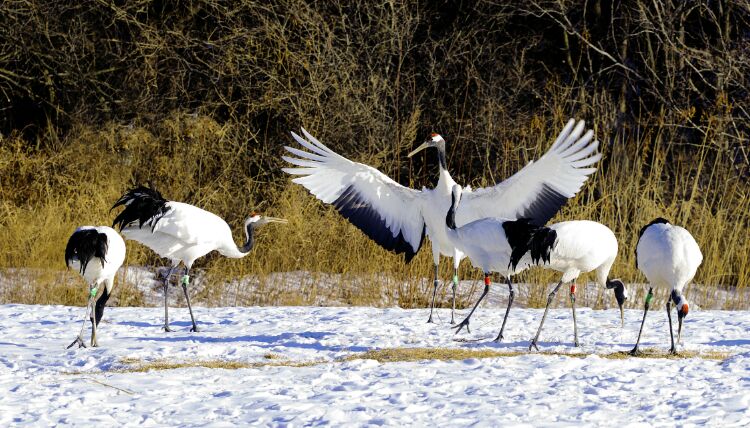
[65,226,126,348]
[444,184,552,342]
[283,119,602,325]
[630,218,702,355]
[445,186,627,346]
[112,186,287,333]
[528,220,626,350]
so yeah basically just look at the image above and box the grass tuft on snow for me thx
[65,348,730,374]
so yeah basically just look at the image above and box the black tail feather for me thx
[65,229,108,275]
[503,218,557,271]
[111,185,171,231]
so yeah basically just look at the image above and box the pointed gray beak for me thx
[263,217,288,224]
[407,141,430,158]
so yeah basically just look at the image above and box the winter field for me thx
[2,299,750,426]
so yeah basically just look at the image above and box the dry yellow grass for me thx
[64,347,730,375]
[0,112,748,309]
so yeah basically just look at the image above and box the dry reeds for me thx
[0,1,747,308]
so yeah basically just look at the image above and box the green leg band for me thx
[645,291,654,305]
[181,275,190,286]
[89,287,98,298]
[452,275,459,286]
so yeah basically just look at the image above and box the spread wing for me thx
[283,128,426,262]
[456,119,602,226]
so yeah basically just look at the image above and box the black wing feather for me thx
[112,185,172,231]
[65,229,109,275]
[519,184,569,227]
[502,218,557,270]
[332,185,425,263]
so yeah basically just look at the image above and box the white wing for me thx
[456,119,602,226]
[283,128,425,262]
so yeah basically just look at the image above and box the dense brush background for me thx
[0,1,748,308]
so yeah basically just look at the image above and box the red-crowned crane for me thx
[445,186,627,345]
[444,184,553,341]
[630,218,703,355]
[528,220,626,350]
[65,226,126,348]
[283,119,601,324]
[112,186,287,332]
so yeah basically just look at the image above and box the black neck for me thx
[446,190,457,230]
[437,144,447,171]
[240,222,255,253]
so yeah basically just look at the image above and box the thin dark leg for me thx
[182,267,200,332]
[529,280,564,351]
[90,286,110,347]
[667,300,676,354]
[494,278,515,342]
[452,273,490,335]
[570,283,579,347]
[450,267,458,325]
[629,287,654,356]
[676,307,686,351]
[163,267,175,332]
[427,264,439,324]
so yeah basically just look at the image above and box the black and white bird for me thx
[528,220,626,350]
[630,218,702,355]
[112,186,287,332]
[444,184,554,341]
[65,226,126,348]
[283,119,601,324]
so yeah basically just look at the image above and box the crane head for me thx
[407,133,445,157]
[606,279,627,327]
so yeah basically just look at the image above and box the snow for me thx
[2,303,749,426]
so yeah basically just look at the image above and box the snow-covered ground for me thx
[2,304,749,426]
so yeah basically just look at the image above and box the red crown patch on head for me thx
[431,132,438,137]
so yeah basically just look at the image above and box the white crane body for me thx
[631,218,702,355]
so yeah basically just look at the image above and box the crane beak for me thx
[407,142,430,158]
[263,216,288,224]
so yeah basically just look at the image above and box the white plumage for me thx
[631,218,703,355]
[112,186,286,332]
[65,226,126,348]
[283,119,602,323]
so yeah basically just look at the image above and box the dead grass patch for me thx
[66,347,730,375]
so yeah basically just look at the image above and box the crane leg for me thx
[529,280,564,351]
[427,264,439,324]
[667,300,676,355]
[451,267,458,325]
[182,267,200,332]
[452,273,490,335]
[629,287,654,356]
[570,283,579,347]
[494,278,515,342]
[67,285,96,349]
[163,266,175,332]
[90,286,110,347]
